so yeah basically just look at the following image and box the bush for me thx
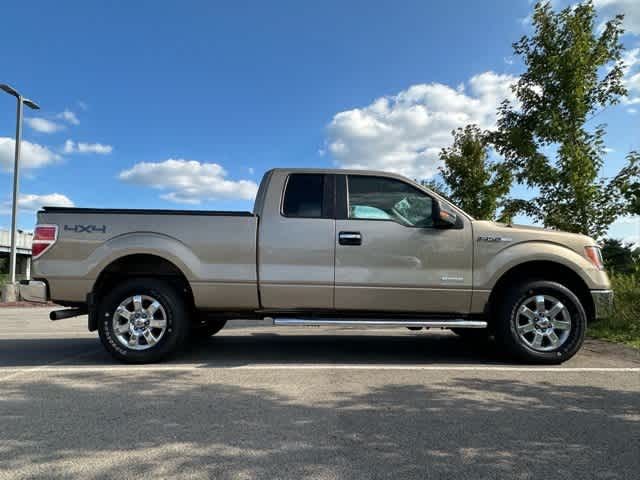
[589,273,640,348]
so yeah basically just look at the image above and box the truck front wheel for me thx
[495,280,586,364]
[97,278,189,363]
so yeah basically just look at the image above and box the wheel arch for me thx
[89,253,195,331]
[486,260,594,322]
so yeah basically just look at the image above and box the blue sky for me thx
[0,0,638,242]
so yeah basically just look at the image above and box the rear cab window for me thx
[282,173,332,218]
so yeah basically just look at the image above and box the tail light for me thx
[32,224,58,259]
[584,246,604,270]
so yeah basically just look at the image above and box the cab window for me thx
[282,174,325,218]
[347,175,434,227]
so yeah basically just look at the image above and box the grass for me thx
[588,273,640,349]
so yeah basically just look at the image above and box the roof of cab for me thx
[266,167,414,181]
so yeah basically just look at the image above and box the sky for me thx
[0,0,638,243]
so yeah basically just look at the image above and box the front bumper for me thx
[591,289,614,319]
[19,280,48,303]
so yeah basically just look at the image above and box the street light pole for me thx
[1,84,40,301]
[8,92,24,285]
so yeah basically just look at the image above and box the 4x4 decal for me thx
[64,224,107,234]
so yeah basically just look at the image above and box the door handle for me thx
[339,231,362,246]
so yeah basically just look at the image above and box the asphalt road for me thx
[0,308,638,480]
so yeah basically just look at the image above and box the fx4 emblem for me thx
[64,224,107,234]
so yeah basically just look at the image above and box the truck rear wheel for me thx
[97,278,189,363]
[495,280,586,364]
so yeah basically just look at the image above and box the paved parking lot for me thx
[0,307,638,479]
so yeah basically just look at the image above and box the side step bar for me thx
[269,318,487,329]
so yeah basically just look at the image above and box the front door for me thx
[334,174,473,314]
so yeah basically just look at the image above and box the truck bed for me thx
[34,207,260,309]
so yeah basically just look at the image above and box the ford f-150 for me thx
[20,168,613,363]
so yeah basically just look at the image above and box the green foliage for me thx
[589,273,640,349]
[615,151,640,215]
[492,0,637,238]
[436,125,512,220]
[420,178,449,200]
[601,238,640,275]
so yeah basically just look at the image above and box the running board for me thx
[269,318,487,329]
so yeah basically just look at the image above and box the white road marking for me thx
[0,335,95,338]
[0,365,638,375]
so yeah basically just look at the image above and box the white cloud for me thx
[613,214,640,225]
[118,159,259,204]
[0,137,61,170]
[620,47,640,105]
[608,215,639,247]
[594,0,640,35]
[63,139,112,154]
[57,109,80,125]
[325,71,518,179]
[17,193,74,211]
[25,117,64,134]
[626,70,640,104]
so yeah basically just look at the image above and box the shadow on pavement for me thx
[0,331,511,367]
[0,369,637,479]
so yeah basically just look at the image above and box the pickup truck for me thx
[21,168,613,364]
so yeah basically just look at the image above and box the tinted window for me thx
[283,174,325,217]
[348,176,433,227]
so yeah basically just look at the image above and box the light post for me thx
[1,84,40,302]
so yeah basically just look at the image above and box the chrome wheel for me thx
[515,294,571,352]
[112,294,168,351]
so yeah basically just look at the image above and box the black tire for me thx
[450,328,491,342]
[97,277,189,363]
[190,319,227,341]
[495,280,586,364]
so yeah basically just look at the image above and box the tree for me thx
[420,178,448,200]
[492,0,639,238]
[601,238,639,274]
[436,125,512,220]
[616,151,640,215]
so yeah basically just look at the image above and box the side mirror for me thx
[433,200,458,228]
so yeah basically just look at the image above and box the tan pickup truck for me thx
[21,168,613,363]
